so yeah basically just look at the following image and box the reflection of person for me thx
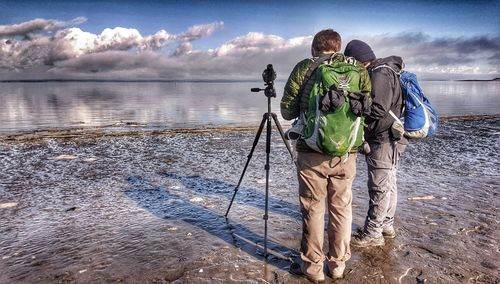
[281,30,371,282]
[344,40,408,247]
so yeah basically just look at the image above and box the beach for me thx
[0,115,499,283]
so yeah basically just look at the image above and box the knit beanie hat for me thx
[344,40,376,63]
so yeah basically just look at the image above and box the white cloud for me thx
[142,30,175,50]
[97,27,142,50]
[55,28,98,56]
[212,32,311,56]
[179,21,224,42]
[174,42,193,56]
[54,27,176,55]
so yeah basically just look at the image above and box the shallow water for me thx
[0,81,280,132]
[0,117,499,283]
[0,81,499,132]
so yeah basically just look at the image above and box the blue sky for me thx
[0,0,499,80]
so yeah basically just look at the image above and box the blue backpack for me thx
[375,66,438,139]
[398,70,438,138]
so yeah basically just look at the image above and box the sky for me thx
[0,0,499,80]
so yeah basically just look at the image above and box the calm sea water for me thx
[0,81,499,132]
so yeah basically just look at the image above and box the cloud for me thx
[46,47,304,80]
[0,18,498,80]
[0,25,177,69]
[212,32,311,56]
[0,20,223,72]
[0,19,308,79]
[51,51,167,75]
[173,42,193,56]
[174,21,224,56]
[0,17,87,37]
[0,36,55,69]
[349,33,500,78]
[142,30,175,50]
[179,21,224,42]
[44,32,312,80]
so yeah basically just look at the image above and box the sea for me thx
[0,80,499,133]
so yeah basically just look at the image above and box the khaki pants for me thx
[296,151,356,278]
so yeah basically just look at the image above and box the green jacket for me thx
[280,53,372,152]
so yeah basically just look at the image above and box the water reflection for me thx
[421,81,500,116]
[0,82,283,132]
[0,81,499,132]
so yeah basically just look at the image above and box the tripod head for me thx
[251,64,276,98]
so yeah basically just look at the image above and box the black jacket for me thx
[365,56,408,144]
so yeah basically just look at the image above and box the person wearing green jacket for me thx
[281,29,371,282]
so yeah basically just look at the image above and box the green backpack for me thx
[301,55,366,156]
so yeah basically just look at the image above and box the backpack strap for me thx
[371,65,406,125]
[295,54,342,138]
[346,56,357,66]
[292,55,333,137]
[306,54,332,78]
[301,53,351,87]
[388,110,400,121]
[371,64,402,76]
[297,54,332,102]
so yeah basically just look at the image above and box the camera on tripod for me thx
[251,64,276,98]
[262,64,276,85]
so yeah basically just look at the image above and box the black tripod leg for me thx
[263,111,272,259]
[225,114,268,218]
[271,113,297,165]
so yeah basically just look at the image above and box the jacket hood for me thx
[371,56,403,73]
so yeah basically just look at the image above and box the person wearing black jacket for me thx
[344,40,408,247]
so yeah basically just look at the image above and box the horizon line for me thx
[0,78,499,83]
[0,79,269,83]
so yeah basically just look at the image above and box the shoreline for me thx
[1,114,499,143]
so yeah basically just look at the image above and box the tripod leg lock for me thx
[263,214,268,220]
[264,165,270,170]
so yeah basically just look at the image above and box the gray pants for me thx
[364,141,406,237]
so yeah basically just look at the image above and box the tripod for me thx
[225,64,296,259]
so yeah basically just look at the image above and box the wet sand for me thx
[0,115,499,283]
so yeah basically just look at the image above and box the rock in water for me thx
[190,197,204,203]
[0,202,18,209]
[54,155,77,160]
[407,195,434,201]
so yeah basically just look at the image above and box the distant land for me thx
[457,78,500,82]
